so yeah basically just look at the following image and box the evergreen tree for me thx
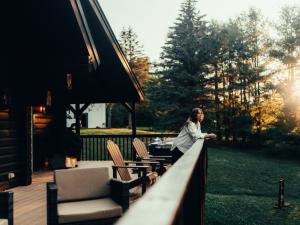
[148,0,211,130]
[271,5,300,131]
[119,26,151,86]
[110,27,152,128]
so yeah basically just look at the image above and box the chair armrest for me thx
[149,155,172,159]
[136,160,161,172]
[112,165,149,178]
[112,165,150,169]
[140,160,160,165]
[140,158,163,163]
[149,155,172,164]
[110,178,130,212]
[141,158,169,175]
[47,182,58,225]
[112,166,148,194]
[124,160,137,165]
[0,192,13,225]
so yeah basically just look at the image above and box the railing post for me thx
[277,177,284,209]
[131,102,136,160]
[75,103,81,137]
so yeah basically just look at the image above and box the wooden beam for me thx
[79,103,90,115]
[122,102,132,112]
[70,0,100,70]
[75,104,81,136]
[66,105,75,114]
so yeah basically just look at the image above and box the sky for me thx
[99,0,300,62]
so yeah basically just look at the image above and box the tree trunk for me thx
[128,113,132,129]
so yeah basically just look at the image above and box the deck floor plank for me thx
[9,170,53,225]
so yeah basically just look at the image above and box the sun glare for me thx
[294,79,300,99]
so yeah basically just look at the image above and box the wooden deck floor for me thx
[7,161,146,225]
[9,170,53,225]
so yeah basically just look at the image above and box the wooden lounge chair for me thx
[106,140,158,194]
[0,191,13,225]
[133,138,172,175]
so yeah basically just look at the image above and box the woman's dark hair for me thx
[181,108,203,130]
[189,108,202,123]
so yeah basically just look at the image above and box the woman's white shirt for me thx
[171,121,206,154]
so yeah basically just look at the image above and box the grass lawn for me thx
[206,147,300,225]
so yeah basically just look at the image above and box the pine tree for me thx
[148,0,211,130]
[271,5,300,130]
[114,27,152,128]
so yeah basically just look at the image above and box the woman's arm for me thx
[186,122,207,141]
[204,133,217,139]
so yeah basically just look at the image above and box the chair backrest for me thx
[133,138,149,159]
[54,167,111,202]
[107,140,131,181]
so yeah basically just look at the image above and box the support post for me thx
[75,103,81,137]
[278,178,284,209]
[131,102,136,137]
[131,102,136,160]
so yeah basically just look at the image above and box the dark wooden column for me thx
[24,106,33,185]
[131,102,136,160]
[122,102,137,160]
[75,103,81,136]
[131,102,136,138]
[14,101,32,186]
[51,71,68,156]
[52,92,67,155]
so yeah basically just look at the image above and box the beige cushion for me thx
[58,198,122,224]
[55,167,111,202]
[0,219,8,225]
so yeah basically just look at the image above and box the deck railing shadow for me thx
[114,139,207,225]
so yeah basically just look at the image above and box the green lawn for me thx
[206,147,300,225]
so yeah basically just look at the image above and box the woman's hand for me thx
[204,133,217,140]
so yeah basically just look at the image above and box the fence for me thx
[80,133,177,161]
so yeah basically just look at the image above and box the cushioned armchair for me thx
[47,167,130,225]
[0,192,13,225]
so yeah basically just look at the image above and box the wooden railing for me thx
[115,139,207,225]
[80,133,177,161]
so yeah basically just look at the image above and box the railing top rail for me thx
[115,139,205,225]
[80,133,178,138]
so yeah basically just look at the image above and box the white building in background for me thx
[66,104,106,128]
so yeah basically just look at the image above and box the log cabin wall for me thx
[33,110,54,171]
[0,107,20,190]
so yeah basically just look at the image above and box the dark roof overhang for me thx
[1,0,144,105]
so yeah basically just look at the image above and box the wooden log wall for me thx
[33,112,54,171]
[0,107,19,190]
